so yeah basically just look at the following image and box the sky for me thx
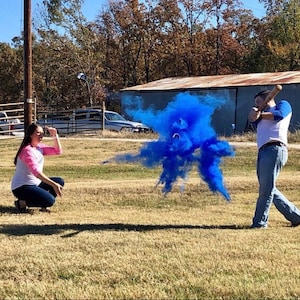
[0,0,265,44]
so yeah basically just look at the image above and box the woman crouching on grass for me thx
[11,123,64,213]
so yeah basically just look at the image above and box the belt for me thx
[259,141,286,151]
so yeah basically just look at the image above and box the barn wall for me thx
[120,83,300,136]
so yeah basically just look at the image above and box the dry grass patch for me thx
[0,136,300,299]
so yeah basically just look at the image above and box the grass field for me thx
[0,134,299,299]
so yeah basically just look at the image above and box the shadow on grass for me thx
[0,224,250,237]
[0,222,250,239]
[0,205,250,237]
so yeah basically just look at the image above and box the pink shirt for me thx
[11,143,62,190]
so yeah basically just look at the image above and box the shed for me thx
[120,70,300,136]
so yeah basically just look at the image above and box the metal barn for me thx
[120,71,300,136]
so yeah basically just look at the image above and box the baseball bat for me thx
[257,84,282,111]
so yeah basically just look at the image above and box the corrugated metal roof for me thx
[122,70,300,91]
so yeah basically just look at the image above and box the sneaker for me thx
[14,200,27,213]
[250,224,267,229]
[291,221,300,227]
[39,207,51,213]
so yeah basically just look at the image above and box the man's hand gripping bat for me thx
[256,84,282,111]
[248,85,282,122]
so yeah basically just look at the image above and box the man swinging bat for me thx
[248,85,300,228]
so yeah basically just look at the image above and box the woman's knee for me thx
[51,177,64,187]
[44,194,56,207]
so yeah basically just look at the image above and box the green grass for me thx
[0,136,299,299]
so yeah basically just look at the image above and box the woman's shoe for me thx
[39,207,51,213]
[14,199,28,213]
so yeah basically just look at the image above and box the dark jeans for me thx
[12,177,64,208]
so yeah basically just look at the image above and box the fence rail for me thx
[0,101,35,137]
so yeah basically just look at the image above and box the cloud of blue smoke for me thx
[108,92,234,200]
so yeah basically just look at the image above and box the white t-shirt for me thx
[11,143,61,190]
[256,100,292,149]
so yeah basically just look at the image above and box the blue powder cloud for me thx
[107,92,234,200]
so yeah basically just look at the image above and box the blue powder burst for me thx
[106,92,235,201]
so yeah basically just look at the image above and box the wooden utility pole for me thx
[24,0,33,131]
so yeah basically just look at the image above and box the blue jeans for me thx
[252,144,300,227]
[12,177,64,208]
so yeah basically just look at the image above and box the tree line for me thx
[0,0,300,112]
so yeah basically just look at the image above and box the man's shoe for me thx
[250,224,267,229]
[291,221,300,227]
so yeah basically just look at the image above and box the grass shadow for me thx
[0,205,251,237]
[0,223,250,237]
[0,205,19,214]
